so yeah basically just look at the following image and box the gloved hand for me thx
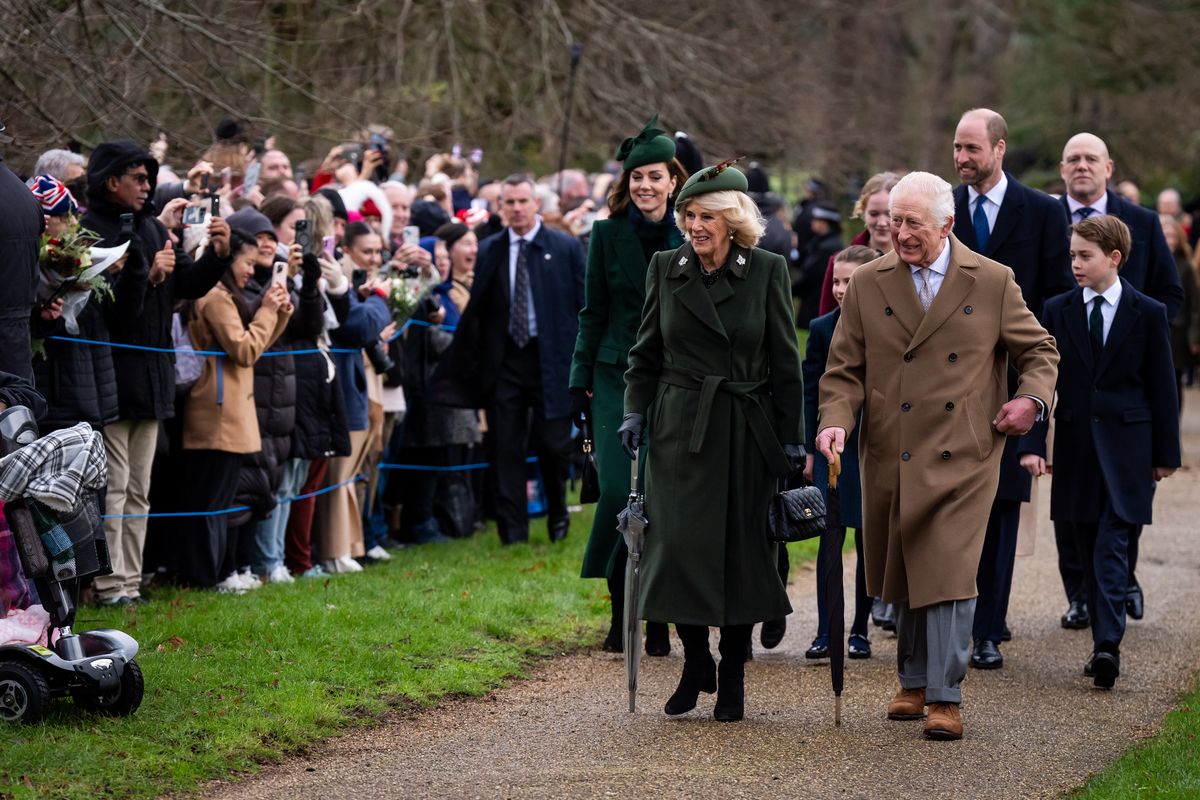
[784,443,807,475]
[570,387,591,430]
[617,412,646,460]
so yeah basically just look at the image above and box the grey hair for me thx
[33,149,85,182]
[889,171,954,227]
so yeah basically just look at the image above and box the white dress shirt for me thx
[1067,193,1109,223]
[1082,279,1123,345]
[967,172,1009,234]
[508,219,541,338]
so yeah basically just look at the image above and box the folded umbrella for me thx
[820,448,845,725]
[615,450,647,713]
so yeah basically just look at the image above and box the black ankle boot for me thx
[645,622,671,656]
[664,656,717,715]
[603,573,624,653]
[715,625,750,721]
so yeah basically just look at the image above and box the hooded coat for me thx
[81,139,230,421]
[818,236,1059,609]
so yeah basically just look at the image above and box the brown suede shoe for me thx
[886,687,926,720]
[923,702,963,740]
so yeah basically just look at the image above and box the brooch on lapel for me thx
[736,255,746,266]
[678,256,688,266]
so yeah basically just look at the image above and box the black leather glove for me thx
[570,387,591,430]
[617,412,646,460]
[783,443,807,475]
[301,252,322,281]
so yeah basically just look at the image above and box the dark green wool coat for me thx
[624,242,803,626]
[570,216,682,579]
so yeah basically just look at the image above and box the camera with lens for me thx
[367,340,395,374]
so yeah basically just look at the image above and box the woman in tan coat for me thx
[177,230,293,590]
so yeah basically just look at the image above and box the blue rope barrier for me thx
[100,474,367,520]
[378,455,537,472]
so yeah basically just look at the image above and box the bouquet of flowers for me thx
[39,219,112,301]
[384,265,440,326]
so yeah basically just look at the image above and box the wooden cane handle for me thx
[829,447,841,489]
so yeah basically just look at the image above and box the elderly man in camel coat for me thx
[816,171,1058,741]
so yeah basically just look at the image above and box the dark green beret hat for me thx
[615,114,676,171]
[674,159,749,205]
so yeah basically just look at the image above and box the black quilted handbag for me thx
[766,481,827,543]
[579,419,601,504]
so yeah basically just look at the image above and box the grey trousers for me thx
[896,598,976,705]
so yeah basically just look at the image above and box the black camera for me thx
[367,340,395,374]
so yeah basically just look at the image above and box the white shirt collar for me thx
[967,172,1008,208]
[509,218,542,245]
[1067,192,1108,217]
[1082,279,1122,307]
[909,239,952,277]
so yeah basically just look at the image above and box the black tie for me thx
[1078,207,1096,222]
[510,239,531,348]
[1089,296,1104,356]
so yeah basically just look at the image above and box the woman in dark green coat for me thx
[569,117,687,655]
[619,162,805,722]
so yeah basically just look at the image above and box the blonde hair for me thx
[303,194,335,241]
[852,171,901,219]
[675,190,765,249]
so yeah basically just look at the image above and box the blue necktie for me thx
[973,196,990,252]
[1078,207,1096,222]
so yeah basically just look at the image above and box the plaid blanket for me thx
[0,423,107,512]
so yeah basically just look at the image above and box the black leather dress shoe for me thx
[760,617,786,649]
[1126,585,1144,620]
[970,639,1003,669]
[1089,650,1120,689]
[805,637,830,659]
[1001,622,1012,642]
[1061,600,1090,629]
[548,516,569,542]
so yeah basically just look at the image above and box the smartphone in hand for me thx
[294,219,311,254]
[271,259,289,287]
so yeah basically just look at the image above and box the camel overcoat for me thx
[624,243,802,627]
[817,235,1058,609]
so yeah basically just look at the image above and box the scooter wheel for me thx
[74,659,144,717]
[0,659,51,724]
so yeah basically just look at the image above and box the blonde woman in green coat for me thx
[619,163,806,721]
[569,117,687,656]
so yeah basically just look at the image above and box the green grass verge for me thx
[1066,680,1200,798]
[1,502,822,800]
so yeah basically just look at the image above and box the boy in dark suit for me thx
[1020,215,1180,689]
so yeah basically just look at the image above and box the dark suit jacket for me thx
[954,173,1074,502]
[435,222,585,419]
[1058,190,1184,322]
[1022,280,1180,525]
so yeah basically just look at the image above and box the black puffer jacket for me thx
[0,154,43,383]
[32,290,119,432]
[81,139,229,421]
[291,285,352,461]
[230,255,326,524]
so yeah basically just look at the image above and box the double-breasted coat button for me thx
[901,452,911,461]
[948,353,958,363]
[904,352,914,363]
[964,305,973,315]
[942,451,951,460]
[885,307,893,316]
[945,401,955,411]
[901,402,911,412]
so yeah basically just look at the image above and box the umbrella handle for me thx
[629,448,639,496]
[828,447,841,489]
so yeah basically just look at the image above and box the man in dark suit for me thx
[1019,215,1180,688]
[951,109,1074,670]
[436,174,585,544]
[1055,132,1185,621]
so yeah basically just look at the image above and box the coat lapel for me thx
[611,218,650,293]
[1060,289,1095,373]
[1095,279,1140,378]
[985,175,1023,257]
[908,236,976,353]
[875,253,922,340]
[668,242,727,340]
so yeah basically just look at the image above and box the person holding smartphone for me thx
[81,139,231,606]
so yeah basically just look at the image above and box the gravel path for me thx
[206,392,1200,800]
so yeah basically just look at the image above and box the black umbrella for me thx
[615,451,647,712]
[820,448,845,725]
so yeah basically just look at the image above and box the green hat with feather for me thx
[615,114,676,171]
[674,158,749,205]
